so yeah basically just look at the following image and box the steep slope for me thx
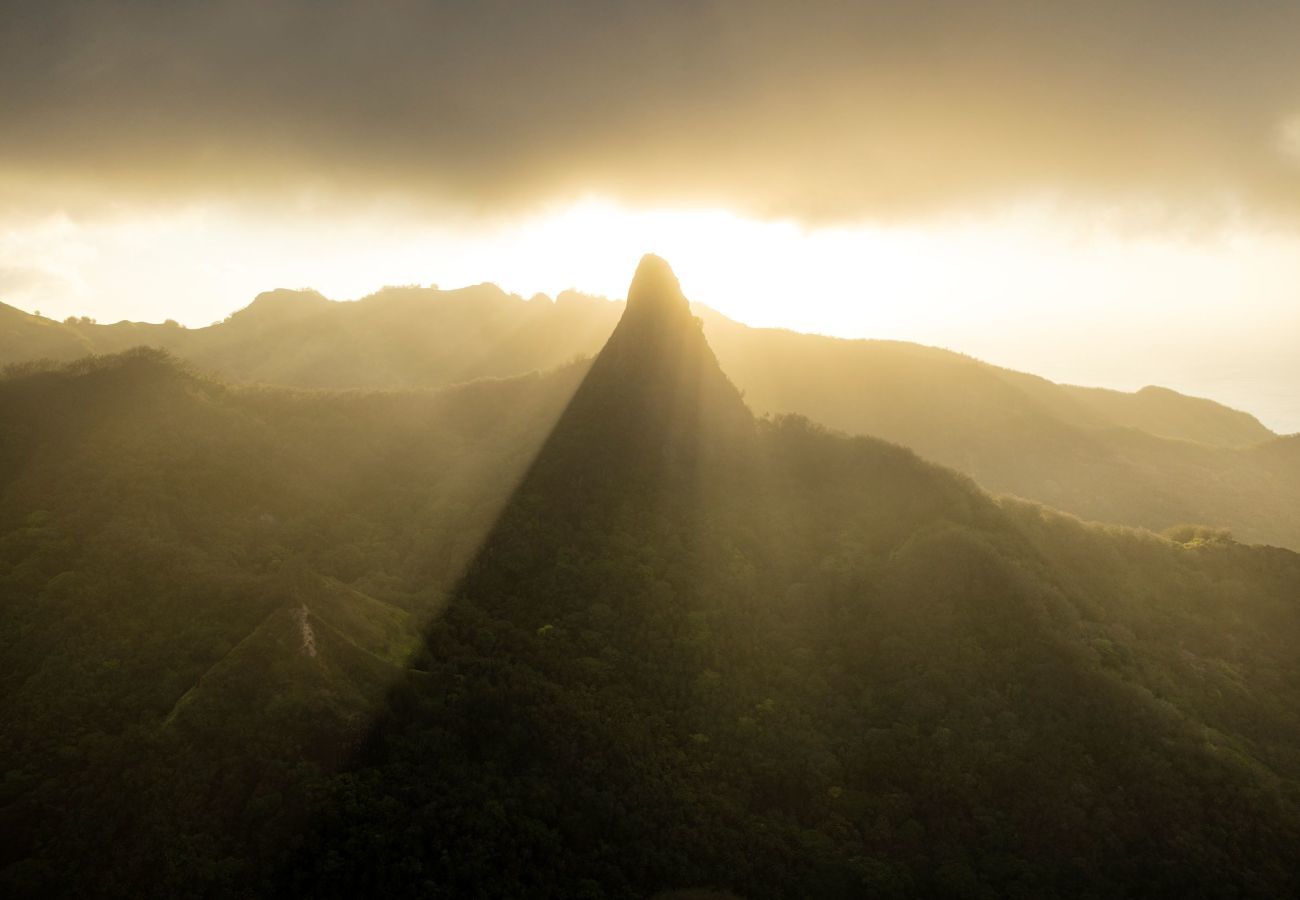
[6,289,1295,550]
[275,257,1300,899]
[3,261,1298,897]
[697,314,1300,548]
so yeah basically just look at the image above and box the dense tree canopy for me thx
[1,262,1298,897]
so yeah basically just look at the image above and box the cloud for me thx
[2,0,1299,224]
[0,264,63,304]
[1280,116,1300,164]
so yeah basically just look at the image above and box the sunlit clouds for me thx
[4,1,1300,223]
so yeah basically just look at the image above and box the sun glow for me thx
[3,197,1300,430]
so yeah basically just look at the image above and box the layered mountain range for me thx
[2,257,1298,897]
[3,278,1296,551]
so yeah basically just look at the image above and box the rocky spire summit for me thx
[623,253,691,324]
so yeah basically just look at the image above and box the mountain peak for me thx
[625,254,690,322]
[547,255,752,468]
[599,254,715,372]
[462,254,754,547]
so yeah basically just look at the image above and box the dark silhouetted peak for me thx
[592,255,740,393]
[528,255,752,488]
[458,256,757,591]
[624,253,691,323]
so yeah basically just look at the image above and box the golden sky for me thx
[2,1,1298,428]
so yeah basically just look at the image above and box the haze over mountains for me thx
[4,279,1297,552]
[3,256,1298,897]
[6,0,1300,895]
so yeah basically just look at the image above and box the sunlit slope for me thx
[282,258,1300,898]
[699,315,1300,548]
[4,290,1294,549]
[1052,383,1271,448]
[699,313,1275,449]
[0,302,94,362]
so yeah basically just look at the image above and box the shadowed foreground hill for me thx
[0,349,587,894]
[4,288,1296,550]
[1,259,1299,898]
[275,258,1300,898]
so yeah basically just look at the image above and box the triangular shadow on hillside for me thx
[271,254,761,892]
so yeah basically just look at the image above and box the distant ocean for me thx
[1178,376,1300,436]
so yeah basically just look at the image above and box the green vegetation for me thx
[2,259,1298,897]
[0,348,583,894]
[4,285,1296,551]
[698,314,1300,549]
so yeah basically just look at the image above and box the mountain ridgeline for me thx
[2,257,1299,897]
[270,257,1300,898]
[3,280,1297,552]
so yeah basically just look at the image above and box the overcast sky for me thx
[1,1,1298,428]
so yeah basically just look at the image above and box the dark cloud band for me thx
[2,0,1298,222]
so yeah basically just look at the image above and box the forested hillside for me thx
[699,316,1300,549]
[3,258,1298,897]
[275,258,1300,898]
[4,286,1296,550]
[0,349,586,893]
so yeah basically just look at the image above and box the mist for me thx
[4,3,1300,898]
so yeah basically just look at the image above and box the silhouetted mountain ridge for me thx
[3,286,1298,547]
[273,258,1300,898]
[3,260,1300,897]
[569,255,753,457]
